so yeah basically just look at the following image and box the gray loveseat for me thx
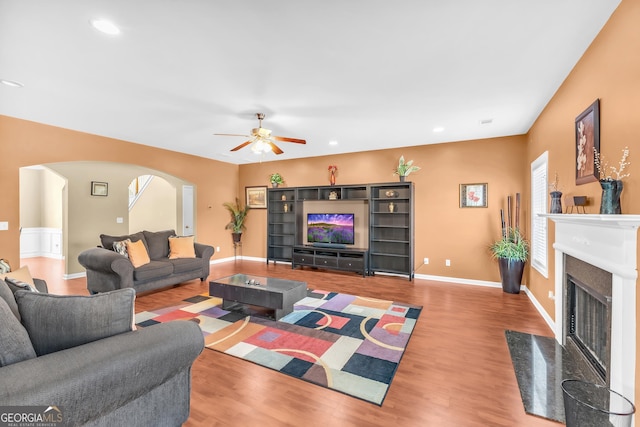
[0,278,204,426]
[78,229,214,294]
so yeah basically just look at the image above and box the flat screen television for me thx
[307,213,355,245]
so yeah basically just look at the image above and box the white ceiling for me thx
[0,1,621,164]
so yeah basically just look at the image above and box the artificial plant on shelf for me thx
[393,156,420,181]
[490,193,529,294]
[594,146,630,214]
[269,173,285,188]
[223,197,250,243]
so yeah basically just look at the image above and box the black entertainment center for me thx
[266,182,414,280]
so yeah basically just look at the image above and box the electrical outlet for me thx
[423,257,429,265]
[216,246,220,252]
[548,291,554,299]
[0,221,7,231]
[445,259,451,267]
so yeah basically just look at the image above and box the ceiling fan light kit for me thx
[215,113,306,155]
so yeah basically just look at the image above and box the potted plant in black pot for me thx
[223,197,250,243]
[491,228,529,294]
[269,173,285,188]
[393,156,420,181]
[490,193,529,294]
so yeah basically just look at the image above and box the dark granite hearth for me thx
[505,330,604,423]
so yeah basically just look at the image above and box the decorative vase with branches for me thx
[594,146,630,214]
[490,193,529,294]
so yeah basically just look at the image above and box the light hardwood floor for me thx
[25,257,561,427]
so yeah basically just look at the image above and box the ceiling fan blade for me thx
[273,136,306,144]
[268,141,284,155]
[230,141,253,151]
[214,133,251,137]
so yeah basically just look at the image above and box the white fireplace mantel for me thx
[542,214,640,404]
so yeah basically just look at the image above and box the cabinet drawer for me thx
[293,253,313,265]
[315,256,338,268]
[338,257,364,271]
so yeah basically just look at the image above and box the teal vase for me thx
[599,180,622,214]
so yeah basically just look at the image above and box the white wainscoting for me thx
[20,227,63,259]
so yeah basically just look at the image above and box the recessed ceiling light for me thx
[329,140,338,146]
[1,79,24,88]
[433,127,444,133]
[90,19,121,35]
[480,119,493,125]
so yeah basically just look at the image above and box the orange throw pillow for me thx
[126,239,150,268]
[169,236,196,259]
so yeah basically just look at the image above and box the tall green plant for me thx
[223,198,250,233]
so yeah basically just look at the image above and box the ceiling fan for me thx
[215,113,306,155]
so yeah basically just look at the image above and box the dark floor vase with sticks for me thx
[498,258,525,294]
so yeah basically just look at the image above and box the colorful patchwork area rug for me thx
[136,290,422,405]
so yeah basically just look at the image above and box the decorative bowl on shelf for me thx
[385,190,399,198]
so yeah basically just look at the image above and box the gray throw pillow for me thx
[142,229,175,259]
[0,297,37,366]
[5,277,39,293]
[100,231,146,252]
[15,288,135,356]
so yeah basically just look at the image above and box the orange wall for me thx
[0,116,239,265]
[239,136,528,283]
[526,0,639,403]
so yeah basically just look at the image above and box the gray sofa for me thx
[78,229,214,294]
[0,278,204,426]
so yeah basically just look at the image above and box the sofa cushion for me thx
[0,297,37,366]
[169,257,204,274]
[15,288,135,356]
[0,279,20,321]
[133,260,174,282]
[143,229,176,259]
[126,239,151,268]
[169,235,196,259]
[100,231,146,252]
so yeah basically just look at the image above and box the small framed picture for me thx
[91,181,108,196]
[245,186,267,209]
[575,99,600,185]
[460,183,487,208]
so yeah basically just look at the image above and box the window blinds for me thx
[531,152,548,277]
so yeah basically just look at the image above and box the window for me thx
[531,151,548,277]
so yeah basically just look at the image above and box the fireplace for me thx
[545,214,640,405]
[564,255,612,383]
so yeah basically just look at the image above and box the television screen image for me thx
[307,213,355,245]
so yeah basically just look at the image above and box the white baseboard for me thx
[63,272,86,280]
[414,273,503,288]
[523,286,555,332]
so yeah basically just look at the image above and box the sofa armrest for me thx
[0,321,204,425]
[32,278,48,293]
[78,247,135,292]
[194,242,214,261]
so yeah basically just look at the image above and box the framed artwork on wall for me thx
[460,183,488,208]
[91,181,108,196]
[246,186,267,209]
[575,99,600,185]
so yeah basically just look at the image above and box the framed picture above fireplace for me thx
[575,99,600,185]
